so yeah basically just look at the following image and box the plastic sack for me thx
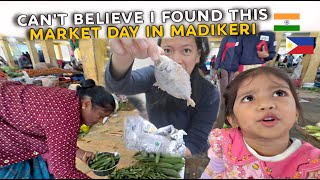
[291,64,303,80]
[124,115,187,156]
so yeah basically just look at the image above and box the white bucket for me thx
[42,76,59,87]
[25,78,34,84]
[303,83,315,88]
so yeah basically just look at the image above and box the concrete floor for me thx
[76,89,320,179]
[291,89,320,145]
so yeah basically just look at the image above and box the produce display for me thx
[78,124,91,139]
[109,151,184,179]
[0,66,23,78]
[20,67,79,77]
[0,69,8,78]
[302,87,320,93]
[223,123,231,128]
[0,65,80,78]
[88,152,120,171]
[303,123,320,140]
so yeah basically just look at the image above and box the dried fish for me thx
[154,55,195,107]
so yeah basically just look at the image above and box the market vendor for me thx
[0,79,116,179]
[105,37,220,157]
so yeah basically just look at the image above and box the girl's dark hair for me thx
[149,37,215,110]
[223,66,302,125]
[76,79,115,111]
[157,36,210,66]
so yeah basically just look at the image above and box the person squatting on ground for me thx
[201,66,320,179]
[0,79,116,179]
[105,37,220,157]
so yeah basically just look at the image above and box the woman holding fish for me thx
[105,37,220,157]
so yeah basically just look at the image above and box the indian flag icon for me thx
[273,13,300,31]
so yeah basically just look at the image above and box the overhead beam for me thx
[25,39,40,68]
[0,37,16,67]
[302,32,320,83]
[208,37,223,42]
[40,40,58,67]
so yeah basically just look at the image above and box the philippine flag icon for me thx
[286,37,316,54]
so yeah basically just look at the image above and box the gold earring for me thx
[82,106,85,109]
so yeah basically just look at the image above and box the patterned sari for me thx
[0,156,52,179]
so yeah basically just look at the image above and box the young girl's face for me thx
[161,37,201,75]
[228,73,299,140]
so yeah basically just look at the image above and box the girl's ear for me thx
[227,115,239,128]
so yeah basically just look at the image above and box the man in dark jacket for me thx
[235,31,277,72]
[214,36,240,94]
[287,54,294,68]
[25,52,31,62]
[212,36,240,128]
[18,53,32,69]
[38,50,45,62]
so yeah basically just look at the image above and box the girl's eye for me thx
[241,95,254,102]
[163,49,171,53]
[273,90,287,97]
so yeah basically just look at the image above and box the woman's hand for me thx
[76,148,95,164]
[108,38,164,80]
[184,147,192,157]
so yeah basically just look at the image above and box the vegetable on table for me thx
[109,151,184,179]
[88,152,120,171]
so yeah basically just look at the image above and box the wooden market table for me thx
[76,110,209,179]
